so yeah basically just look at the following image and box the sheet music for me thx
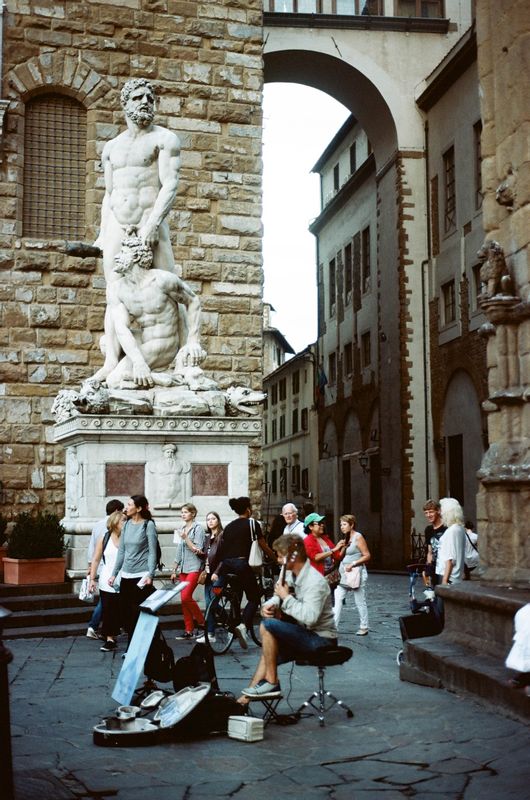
[139,581,189,614]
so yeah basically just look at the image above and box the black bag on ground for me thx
[144,628,175,683]
[172,642,219,692]
[399,610,442,642]
[170,691,242,740]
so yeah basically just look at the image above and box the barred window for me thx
[443,146,456,234]
[23,94,87,239]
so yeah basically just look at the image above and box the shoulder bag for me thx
[248,518,263,568]
[343,565,362,589]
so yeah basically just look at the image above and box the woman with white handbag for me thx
[333,514,371,636]
[212,496,275,648]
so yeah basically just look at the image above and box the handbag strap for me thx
[465,531,478,551]
[249,517,257,541]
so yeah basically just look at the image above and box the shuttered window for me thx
[23,94,86,239]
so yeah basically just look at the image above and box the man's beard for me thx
[127,107,154,126]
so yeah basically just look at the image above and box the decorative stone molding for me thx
[54,414,261,443]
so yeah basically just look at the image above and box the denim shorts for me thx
[261,618,336,665]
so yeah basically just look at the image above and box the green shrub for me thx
[7,511,66,559]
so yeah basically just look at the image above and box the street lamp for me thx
[358,452,370,474]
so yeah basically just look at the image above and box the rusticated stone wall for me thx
[475,0,530,584]
[0,0,264,518]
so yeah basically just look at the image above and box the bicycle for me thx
[203,559,281,655]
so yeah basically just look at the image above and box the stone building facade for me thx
[417,27,488,525]
[474,0,530,585]
[0,0,264,519]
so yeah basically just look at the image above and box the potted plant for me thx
[0,514,7,582]
[3,511,66,585]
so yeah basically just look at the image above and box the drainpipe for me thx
[423,119,431,500]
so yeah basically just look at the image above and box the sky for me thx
[262,83,350,354]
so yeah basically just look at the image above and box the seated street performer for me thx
[240,534,338,701]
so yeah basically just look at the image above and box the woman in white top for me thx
[89,510,125,652]
[436,498,466,585]
[333,514,371,635]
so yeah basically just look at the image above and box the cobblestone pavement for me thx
[6,574,530,799]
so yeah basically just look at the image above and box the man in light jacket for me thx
[240,534,337,699]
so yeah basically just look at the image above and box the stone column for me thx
[475,0,530,586]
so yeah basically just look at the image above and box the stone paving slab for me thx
[5,574,530,799]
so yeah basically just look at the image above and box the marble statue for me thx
[102,228,204,389]
[53,78,265,421]
[145,444,191,509]
[92,78,184,384]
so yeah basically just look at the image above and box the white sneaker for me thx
[234,623,248,650]
[196,634,216,644]
[86,627,100,640]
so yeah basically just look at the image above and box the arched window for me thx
[23,94,87,239]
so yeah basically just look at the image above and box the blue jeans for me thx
[89,597,102,629]
[261,618,336,665]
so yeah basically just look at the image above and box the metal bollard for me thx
[0,606,14,800]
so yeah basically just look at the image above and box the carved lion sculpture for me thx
[477,240,510,298]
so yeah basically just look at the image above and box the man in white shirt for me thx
[86,498,124,638]
[282,503,306,537]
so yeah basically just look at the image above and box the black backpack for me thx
[144,628,175,683]
[172,643,219,693]
[103,520,163,571]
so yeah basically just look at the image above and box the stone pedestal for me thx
[401,582,530,722]
[54,414,261,580]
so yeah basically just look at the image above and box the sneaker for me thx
[86,627,103,640]
[355,628,369,636]
[175,631,195,640]
[242,679,281,698]
[100,640,117,652]
[195,634,216,644]
[234,623,248,650]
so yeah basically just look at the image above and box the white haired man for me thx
[282,503,306,538]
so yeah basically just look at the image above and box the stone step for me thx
[0,592,89,612]
[400,633,530,723]
[0,584,185,639]
[2,614,184,640]
[0,581,74,598]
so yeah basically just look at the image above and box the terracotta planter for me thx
[3,557,66,585]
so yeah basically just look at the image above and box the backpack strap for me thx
[101,528,111,564]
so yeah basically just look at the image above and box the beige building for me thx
[310,117,382,556]
[262,325,318,524]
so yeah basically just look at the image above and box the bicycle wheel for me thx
[249,615,262,647]
[204,592,235,655]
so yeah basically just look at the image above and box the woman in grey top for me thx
[333,514,371,635]
[109,494,158,646]
[171,503,206,640]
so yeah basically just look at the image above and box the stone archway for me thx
[263,47,427,563]
[442,369,484,524]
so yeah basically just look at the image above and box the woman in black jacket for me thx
[211,496,275,648]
